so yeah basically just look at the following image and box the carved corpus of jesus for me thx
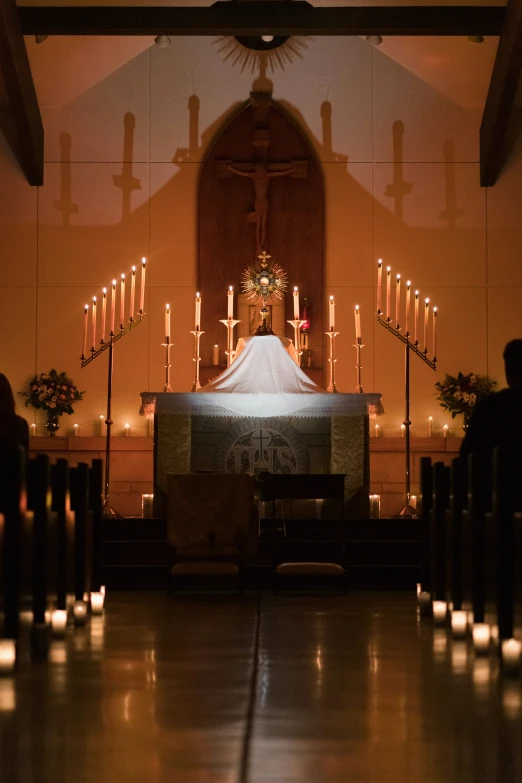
[225,160,303,253]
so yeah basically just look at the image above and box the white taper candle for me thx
[101,288,107,343]
[433,306,437,359]
[405,281,411,336]
[395,274,401,328]
[355,305,361,340]
[329,295,335,330]
[83,304,89,357]
[424,298,430,352]
[120,274,125,328]
[195,292,201,330]
[386,266,391,321]
[377,259,382,314]
[110,279,116,335]
[92,296,97,350]
[130,265,136,320]
[414,291,419,344]
[139,257,146,314]
[228,286,234,319]
[165,304,170,341]
[293,286,299,320]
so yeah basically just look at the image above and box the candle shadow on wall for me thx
[384,121,413,225]
[440,139,464,230]
[53,132,79,227]
[112,112,142,223]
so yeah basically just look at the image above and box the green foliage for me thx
[19,369,84,417]
[434,372,496,420]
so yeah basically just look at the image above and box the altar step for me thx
[100,517,420,590]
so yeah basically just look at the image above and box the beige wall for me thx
[1,35,521,438]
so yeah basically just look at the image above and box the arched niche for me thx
[198,94,324,371]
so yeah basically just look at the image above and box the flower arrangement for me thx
[20,369,84,416]
[434,372,496,424]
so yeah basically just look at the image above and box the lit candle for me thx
[405,281,411,336]
[414,290,419,344]
[73,600,87,626]
[369,494,380,518]
[165,304,170,341]
[120,274,125,328]
[418,592,431,616]
[99,415,105,436]
[293,286,299,320]
[30,423,36,437]
[443,424,448,439]
[472,623,491,655]
[386,266,391,320]
[212,345,219,366]
[110,279,116,335]
[195,292,201,331]
[91,296,97,351]
[374,424,380,438]
[411,495,417,508]
[377,259,382,314]
[101,288,107,343]
[400,424,405,438]
[82,304,89,357]
[501,639,521,675]
[329,295,335,331]
[51,609,68,638]
[451,610,468,639]
[90,592,104,615]
[354,305,361,340]
[130,265,136,321]
[433,306,437,358]
[395,274,401,328]
[139,257,146,314]
[228,286,234,320]
[424,297,430,352]
[428,416,433,437]
[124,423,130,437]
[0,639,16,674]
[73,424,79,437]
[142,493,154,519]
[433,601,448,627]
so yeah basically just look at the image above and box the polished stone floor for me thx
[1,592,521,782]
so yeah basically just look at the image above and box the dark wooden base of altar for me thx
[152,413,370,519]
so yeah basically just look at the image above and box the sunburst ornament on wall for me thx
[215,34,309,73]
[242,250,288,305]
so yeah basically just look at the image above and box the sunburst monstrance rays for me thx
[215,36,309,73]
[241,250,288,305]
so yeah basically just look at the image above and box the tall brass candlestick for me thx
[161,338,172,392]
[354,337,364,393]
[325,330,340,393]
[287,319,306,366]
[219,318,240,367]
[190,329,205,391]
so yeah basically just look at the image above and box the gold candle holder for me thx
[219,318,240,368]
[161,338,173,392]
[325,330,339,393]
[190,329,205,391]
[287,319,306,366]
[353,337,364,393]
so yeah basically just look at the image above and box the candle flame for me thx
[132,266,136,272]
[355,305,359,310]
[103,287,107,294]
[378,259,382,266]
[425,297,430,304]
[386,266,391,272]
[396,273,401,280]
[112,279,117,286]
[229,286,233,291]
[415,290,419,296]
[93,296,96,302]
[407,280,411,286]
[433,306,438,313]
[429,416,433,421]
[142,257,146,265]
[196,292,200,297]
[166,304,170,309]
[84,304,89,310]
[329,295,334,301]
[294,286,298,292]
[121,273,125,279]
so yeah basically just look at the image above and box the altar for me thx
[140,386,381,518]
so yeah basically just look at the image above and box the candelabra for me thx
[161,338,173,392]
[354,337,364,393]
[81,315,144,517]
[287,319,306,366]
[325,329,339,393]
[377,312,436,518]
[190,329,205,391]
[219,318,240,368]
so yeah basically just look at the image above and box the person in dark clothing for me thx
[460,340,522,457]
[0,373,29,455]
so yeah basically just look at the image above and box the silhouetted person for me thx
[0,373,29,456]
[460,340,522,457]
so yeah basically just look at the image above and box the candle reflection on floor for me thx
[451,644,468,675]
[472,659,492,696]
[0,680,15,712]
[433,629,447,662]
[502,683,522,718]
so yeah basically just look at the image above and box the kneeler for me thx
[167,473,258,592]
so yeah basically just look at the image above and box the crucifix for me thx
[216,108,307,253]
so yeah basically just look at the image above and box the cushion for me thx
[171,561,239,576]
[276,562,344,576]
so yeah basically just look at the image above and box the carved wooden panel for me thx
[198,97,324,369]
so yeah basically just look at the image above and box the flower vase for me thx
[462,414,470,432]
[45,411,61,436]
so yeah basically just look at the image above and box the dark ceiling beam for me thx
[0,0,43,185]
[19,3,504,38]
[480,0,522,186]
